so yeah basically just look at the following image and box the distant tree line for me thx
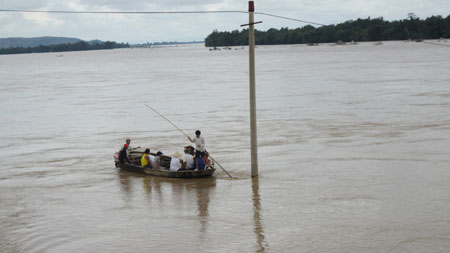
[0,41,129,55]
[204,15,450,47]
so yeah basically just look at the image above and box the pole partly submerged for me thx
[248,1,259,177]
[240,1,261,177]
[144,104,233,178]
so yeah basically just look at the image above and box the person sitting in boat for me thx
[185,145,195,156]
[182,146,195,170]
[170,152,182,172]
[153,151,163,170]
[141,148,153,168]
[188,130,211,167]
[195,155,206,171]
[149,153,156,164]
[119,144,130,164]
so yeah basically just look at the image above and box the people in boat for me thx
[141,148,153,168]
[170,152,182,172]
[189,130,211,166]
[119,144,130,164]
[182,146,195,170]
[153,151,163,170]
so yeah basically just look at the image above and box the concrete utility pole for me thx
[248,1,258,177]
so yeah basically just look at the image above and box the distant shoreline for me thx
[0,40,129,55]
[205,15,450,47]
[0,36,205,55]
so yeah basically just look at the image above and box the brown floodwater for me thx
[1,41,450,252]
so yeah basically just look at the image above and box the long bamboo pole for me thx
[144,104,233,178]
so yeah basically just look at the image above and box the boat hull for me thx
[118,163,215,178]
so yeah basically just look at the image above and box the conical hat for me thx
[171,151,182,159]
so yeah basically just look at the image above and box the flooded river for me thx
[1,41,450,252]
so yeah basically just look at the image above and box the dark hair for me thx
[195,130,201,135]
[156,151,163,156]
[145,148,150,153]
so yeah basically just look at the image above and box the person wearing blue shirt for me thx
[196,156,205,170]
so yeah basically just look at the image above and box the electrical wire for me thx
[0,9,325,26]
[255,12,326,26]
[0,9,247,14]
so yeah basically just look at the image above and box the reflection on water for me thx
[118,170,215,240]
[143,176,152,195]
[193,179,214,237]
[118,171,264,250]
[252,177,268,252]
[118,172,134,202]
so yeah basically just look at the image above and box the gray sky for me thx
[1,0,449,43]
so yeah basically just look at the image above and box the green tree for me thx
[203,14,450,47]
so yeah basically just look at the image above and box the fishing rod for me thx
[144,104,233,178]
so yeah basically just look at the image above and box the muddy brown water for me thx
[1,41,450,252]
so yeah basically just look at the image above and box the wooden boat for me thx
[118,163,215,178]
[114,150,215,178]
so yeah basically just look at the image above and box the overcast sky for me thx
[1,0,449,43]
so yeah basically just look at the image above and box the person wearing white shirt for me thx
[170,152,182,172]
[149,154,156,163]
[193,130,205,152]
[189,130,206,156]
[182,148,195,170]
[188,130,210,167]
[153,151,163,170]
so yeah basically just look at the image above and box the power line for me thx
[0,9,246,14]
[255,12,326,26]
[0,9,325,26]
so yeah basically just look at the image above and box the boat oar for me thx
[144,104,233,178]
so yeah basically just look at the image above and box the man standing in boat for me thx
[125,138,141,158]
[189,130,210,166]
[119,144,130,164]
